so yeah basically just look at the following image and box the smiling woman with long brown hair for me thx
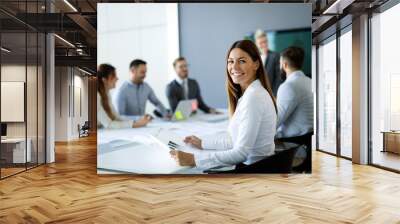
[170,40,277,169]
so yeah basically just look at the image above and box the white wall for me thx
[55,67,68,141]
[54,67,89,141]
[1,65,36,138]
[97,3,180,113]
[72,74,89,137]
[1,64,46,164]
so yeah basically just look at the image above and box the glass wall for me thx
[0,0,27,178]
[316,23,354,160]
[370,3,400,171]
[1,31,28,178]
[339,27,352,158]
[0,1,46,179]
[317,35,337,154]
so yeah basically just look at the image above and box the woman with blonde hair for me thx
[97,64,151,129]
[170,40,277,169]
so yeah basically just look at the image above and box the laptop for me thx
[172,99,197,121]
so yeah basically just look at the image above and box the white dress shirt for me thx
[276,70,314,138]
[175,76,189,99]
[261,53,267,67]
[97,92,133,129]
[194,79,277,169]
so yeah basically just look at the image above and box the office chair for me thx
[277,132,313,173]
[78,121,90,138]
[204,143,301,174]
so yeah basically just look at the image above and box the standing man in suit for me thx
[254,29,282,96]
[166,57,218,114]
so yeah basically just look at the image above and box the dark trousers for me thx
[277,132,313,173]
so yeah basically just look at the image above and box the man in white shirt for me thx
[276,46,313,172]
[166,57,218,113]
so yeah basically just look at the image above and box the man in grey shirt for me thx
[276,47,313,173]
[116,59,169,118]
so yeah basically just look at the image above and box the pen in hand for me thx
[145,114,154,121]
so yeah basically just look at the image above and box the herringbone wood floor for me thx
[1,135,400,224]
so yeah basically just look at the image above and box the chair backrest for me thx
[82,121,90,129]
[206,144,302,174]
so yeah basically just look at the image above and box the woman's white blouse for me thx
[97,92,133,129]
[194,79,277,169]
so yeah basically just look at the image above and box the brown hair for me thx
[173,57,186,67]
[97,64,116,120]
[129,59,147,70]
[280,46,304,70]
[226,40,277,116]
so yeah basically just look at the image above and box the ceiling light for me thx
[78,67,93,76]
[54,34,75,48]
[322,0,355,15]
[63,0,78,12]
[1,47,11,53]
[323,0,342,15]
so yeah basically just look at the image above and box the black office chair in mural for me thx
[277,132,313,173]
[204,142,303,174]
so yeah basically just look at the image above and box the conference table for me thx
[97,111,232,174]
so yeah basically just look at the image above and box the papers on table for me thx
[196,113,229,123]
[98,139,142,154]
[97,110,230,174]
[98,139,186,174]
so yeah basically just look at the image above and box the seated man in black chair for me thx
[275,47,313,173]
[166,57,219,114]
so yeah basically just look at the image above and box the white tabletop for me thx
[97,111,230,174]
[1,137,29,143]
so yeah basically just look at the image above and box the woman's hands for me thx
[132,114,152,128]
[169,135,202,167]
[184,135,203,149]
[170,150,195,166]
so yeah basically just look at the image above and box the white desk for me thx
[1,138,32,163]
[97,112,230,174]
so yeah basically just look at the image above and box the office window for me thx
[317,36,337,154]
[339,28,352,158]
[370,3,400,171]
